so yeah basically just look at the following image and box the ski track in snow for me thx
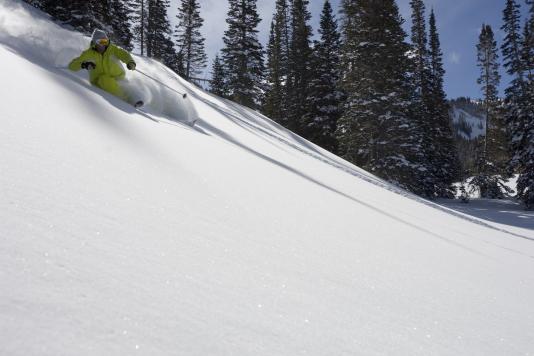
[190,90,534,245]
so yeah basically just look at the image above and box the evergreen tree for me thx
[472,24,510,198]
[409,0,435,197]
[302,0,342,153]
[477,24,502,163]
[513,1,534,208]
[145,0,178,71]
[163,45,185,75]
[524,2,534,77]
[502,0,534,208]
[428,10,460,197]
[39,0,132,50]
[264,20,285,121]
[410,0,430,99]
[175,0,207,81]
[286,0,313,134]
[109,0,134,50]
[131,0,148,55]
[336,0,426,194]
[501,0,525,84]
[263,0,291,124]
[42,0,108,35]
[221,0,265,108]
[210,54,228,97]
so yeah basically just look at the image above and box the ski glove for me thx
[127,61,136,71]
[81,61,96,70]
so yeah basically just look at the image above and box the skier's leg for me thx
[96,75,126,100]
[120,78,146,106]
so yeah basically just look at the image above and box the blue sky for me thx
[169,0,530,99]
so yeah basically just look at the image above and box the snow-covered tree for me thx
[301,0,342,153]
[145,0,179,72]
[264,20,285,122]
[210,54,227,97]
[286,0,313,134]
[472,24,510,198]
[408,0,436,197]
[501,0,525,84]
[221,0,265,108]
[131,0,149,55]
[336,0,426,194]
[501,0,534,208]
[263,0,291,124]
[428,10,460,197]
[175,0,207,81]
[477,23,502,164]
[477,24,501,128]
[410,0,430,99]
[42,0,108,35]
[108,0,134,50]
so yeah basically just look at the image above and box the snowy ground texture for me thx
[1,2,534,355]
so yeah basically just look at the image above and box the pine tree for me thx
[472,24,510,198]
[336,0,426,194]
[501,0,525,84]
[302,0,342,153]
[145,0,176,67]
[477,23,502,162]
[43,0,108,35]
[210,54,228,97]
[502,0,534,208]
[286,0,313,134]
[524,2,534,77]
[514,1,534,208]
[39,0,133,50]
[131,0,148,55]
[139,0,182,74]
[410,0,430,99]
[109,0,134,50]
[221,0,265,109]
[175,0,207,81]
[264,20,285,121]
[428,10,460,197]
[263,0,291,124]
[409,0,435,197]
[163,45,185,75]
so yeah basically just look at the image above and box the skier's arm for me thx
[112,45,135,66]
[68,51,91,71]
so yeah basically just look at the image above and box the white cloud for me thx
[449,51,461,64]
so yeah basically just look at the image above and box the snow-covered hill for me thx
[1,2,534,355]
[449,98,486,140]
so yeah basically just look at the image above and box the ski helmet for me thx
[91,29,109,47]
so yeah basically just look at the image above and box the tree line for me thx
[23,0,534,209]
[467,0,534,208]
[208,0,460,199]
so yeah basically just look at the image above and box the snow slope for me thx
[1,2,534,355]
[450,105,486,140]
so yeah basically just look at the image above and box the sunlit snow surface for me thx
[1,2,534,355]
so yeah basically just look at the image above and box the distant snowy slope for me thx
[1,2,534,356]
[449,98,486,140]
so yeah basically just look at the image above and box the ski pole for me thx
[135,69,188,99]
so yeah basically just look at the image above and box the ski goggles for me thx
[95,38,109,46]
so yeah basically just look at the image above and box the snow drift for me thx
[1,2,534,355]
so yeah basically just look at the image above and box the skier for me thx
[68,29,142,107]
